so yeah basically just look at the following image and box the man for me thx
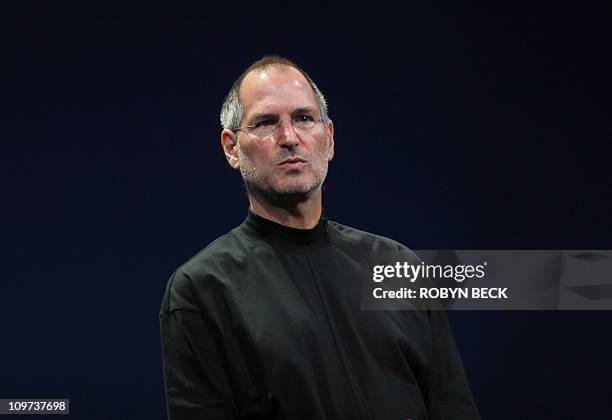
[160,56,480,419]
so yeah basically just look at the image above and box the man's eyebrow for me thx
[249,112,278,122]
[249,107,318,121]
[291,107,317,115]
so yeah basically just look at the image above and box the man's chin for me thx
[248,181,322,205]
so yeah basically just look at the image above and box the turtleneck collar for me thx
[241,208,330,251]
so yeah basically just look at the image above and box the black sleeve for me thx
[426,309,481,420]
[393,244,480,418]
[160,271,239,420]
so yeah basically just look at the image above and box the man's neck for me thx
[248,191,323,229]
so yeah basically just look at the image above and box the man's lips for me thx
[278,157,307,166]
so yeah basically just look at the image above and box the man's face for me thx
[224,66,334,201]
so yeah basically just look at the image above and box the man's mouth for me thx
[278,157,307,167]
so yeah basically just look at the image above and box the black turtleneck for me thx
[242,208,330,250]
[160,211,480,420]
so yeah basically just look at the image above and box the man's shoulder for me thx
[329,220,419,258]
[160,227,246,315]
[175,227,246,277]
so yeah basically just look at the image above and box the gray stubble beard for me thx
[237,144,329,206]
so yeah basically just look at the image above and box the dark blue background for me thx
[2,3,611,419]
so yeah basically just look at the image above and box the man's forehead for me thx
[240,66,314,106]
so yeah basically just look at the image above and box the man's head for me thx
[220,56,334,206]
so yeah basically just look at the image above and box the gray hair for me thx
[220,56,329,131]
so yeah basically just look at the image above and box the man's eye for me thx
[295,115,315,123]
[253,119,277,128]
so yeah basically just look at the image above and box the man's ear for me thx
[221,129,240,170]
[325,119,335,161]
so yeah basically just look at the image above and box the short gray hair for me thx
[220,55,329,131]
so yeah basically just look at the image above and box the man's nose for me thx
[275,119,299,147]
